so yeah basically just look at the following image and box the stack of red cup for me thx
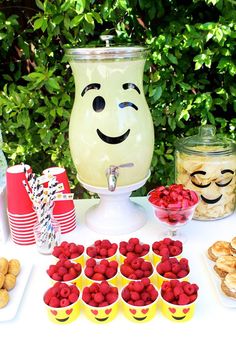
[43,167,76,234]
[6,164,36,245]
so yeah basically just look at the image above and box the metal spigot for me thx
[100,35,114,47]
[106,163,134,192]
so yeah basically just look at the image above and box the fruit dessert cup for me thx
[47,258,82,290]
[52,241,85,266]
[155,257,190,288]
[148,184,199,242]
[119,237,150,262]
[83,258,119,286]
[85,239,118,261]
[120,253,155,286]
[82,281,119,324]
[152,238,183,265]
[43,282,80,324]
[121,278,159,323]
[160,279,199,322]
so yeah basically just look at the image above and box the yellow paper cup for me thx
[82,298,119,324]
[160,293,197,322]
[121,285,159,323]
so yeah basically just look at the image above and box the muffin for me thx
[208,241,231,262]
[214,255,236,278]
[221,272,236,299]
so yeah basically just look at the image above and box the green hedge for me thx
[0,0,236,197]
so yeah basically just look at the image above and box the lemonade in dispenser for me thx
[65,38,155,235]
[66,39,154,191]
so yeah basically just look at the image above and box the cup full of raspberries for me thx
[121,278,159,323]
[119,237,150,262]
[46,258,83,289]
[147,184,199,227]
[86,239,118,261]
[120,253,155,285]
[52,241,85,266]
[152,238,183,265]
[82,281,119,323]
[43,282,80,324]
[160,279,199,322]
[155,257,190,288]
[83,258,119,286]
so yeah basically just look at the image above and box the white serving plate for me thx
[0,259,33,321]
[203,254,236,308]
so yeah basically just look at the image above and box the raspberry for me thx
[60,298,70,307]
[134,244,143,254]
[164,272,177,279]
[150,289,158,301]
[171,263,181,274]
[100,259,109,267]
[68,267,78,278]
[86,258,96,267]
[177,270,189,278]
[109,260,118,269]
[94,292,105,304]
[133,281,144,292]
[105,267,117,279]
[60,287,71,298]
[130,291,140,301]
[173,286,184,297]
[134,269,144,279]
[49,296,60,308]
[178,293,190,305]
[141,277,150,286]
[58,266,67,276]
[161,260,172,273]
[129,237,139,245]
[70,252,79,259]
[94,264,106,274]
[99,302,109,307]
[159,247,170,258]
[100,281,110,295]
[131,258,142,270]
[141,291,150,302]
[141,261,152,271]
[120,265,133,277]
[162,281,171,291]
[82,292,91,304]
[162,290,174,302]
[169,245,181,256]
[63,273,76,281]
[92,273,105,281]
[183,284,195,295]
[51,273,62,281]
[189,294,198,303]
[85,266,94,278]
[134,300,145,306]
[122,288,131,301]
[106,292,118,305]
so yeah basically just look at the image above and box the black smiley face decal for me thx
[190,169,234,204]
[81,82,140,145]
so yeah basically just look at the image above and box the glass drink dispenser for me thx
[66,39,154,234]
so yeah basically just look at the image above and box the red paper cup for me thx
[11,237,35,245]
[54,213,76,224]
[6,165,34,215]
[43,167,75,215]
[60,222,77,234]
[53,208,76,220]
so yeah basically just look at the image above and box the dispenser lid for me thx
[175,125,236,156]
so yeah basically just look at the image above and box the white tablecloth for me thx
[0,197,235,354]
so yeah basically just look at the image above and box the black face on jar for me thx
[190,169,235,204]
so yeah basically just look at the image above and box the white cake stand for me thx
[78,173,150,235]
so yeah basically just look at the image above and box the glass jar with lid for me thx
[175,125,236,220]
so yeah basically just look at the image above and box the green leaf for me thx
[46,78,60,90]
[35,0,44,10]
[84,13,94,24]
[34,17,44,30]
[167,53,178,65]
[70,15,83,28]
